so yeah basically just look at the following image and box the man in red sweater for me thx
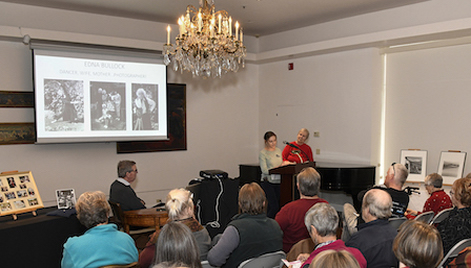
[275,167,328,252]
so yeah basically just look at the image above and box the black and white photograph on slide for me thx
[43,79,84,131]
[90,82,126,130]
[132,84,159,131]
[441,161,460,177]
[404,156,422,174]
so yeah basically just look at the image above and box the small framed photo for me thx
[438,151,467,185]
[400,150,427,182]
[55,189,76,210]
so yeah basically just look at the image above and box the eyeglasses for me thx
[130,169,138,173]
[391,162,396,176]
[450,190,454,196]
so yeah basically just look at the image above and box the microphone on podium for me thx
[283,141,299,149]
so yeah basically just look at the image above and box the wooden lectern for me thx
[269,162,315,207]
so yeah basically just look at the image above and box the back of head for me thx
[154,221,202,268]
[309,250,360,268]
[117,160,136,178]
[392,163,408,187]
[298,167,321,197]
[304,203,338,237]
[238,182,266,215]
[393,220,443,268]
[425,173,443,188]
[166,188,194,220]
[453,177,471,207]
[76,191,111,229]
[362,189,392,220]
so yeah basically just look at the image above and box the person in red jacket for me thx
[406,173,452,218]
[282,128,313,164]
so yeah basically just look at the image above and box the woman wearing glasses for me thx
[437,177,471,254]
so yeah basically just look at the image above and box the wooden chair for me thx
[237,251,286,268]
[286,238,315,262]
[437,238,471,268]
[99,261,140,268]
[430,208,453,225]
[108,201,155,235]
[414,211,434,224]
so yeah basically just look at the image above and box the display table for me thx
[0,206,86,267]
[123,208,168,233]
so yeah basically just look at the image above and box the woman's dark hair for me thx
[263,131,277,142]
[154,221,202,268]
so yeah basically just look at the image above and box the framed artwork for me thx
[55,189,76,210]
[116,83,187,153]
[400,150,427,182]
[438,151,467,185]
[0,123,35,145]
[0,91,34,108]
[0,171,44,218]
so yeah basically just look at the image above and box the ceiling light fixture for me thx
[163,0,246,78]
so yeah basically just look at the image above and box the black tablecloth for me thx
[0,206,86,267]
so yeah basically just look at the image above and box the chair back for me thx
[414,211,435,224]
[237,251,286,268]
[388,217,407,230]
[99,261,140,268]
[109,201,125,229]
[202,260,220,268]
[430,208,453,225]
[437,238,471,268]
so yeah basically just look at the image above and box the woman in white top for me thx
[259,131,283,218]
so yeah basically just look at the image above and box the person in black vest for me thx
[109,160,146,211]
[207,182,283,268]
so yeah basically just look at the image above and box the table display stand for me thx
[0,170,44,220]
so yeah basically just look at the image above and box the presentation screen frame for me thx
[33,46,167,144]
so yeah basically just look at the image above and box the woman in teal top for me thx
[259,131,283,218]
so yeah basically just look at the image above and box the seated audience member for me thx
[61,191,138,268]
[152,221,202,268]
[393,220,443,268]
[343,162,409,239]
[406,173,452,218]
[309,250,361,268]
[275,167,328,252]
[296,203,366,268]
[346,189,399,268]
[437,177,471,254]
[139,188,211,268]
[109,160,146,211]
[207,182,283,268]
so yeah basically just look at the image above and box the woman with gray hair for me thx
[139,188,211,268]
[406,173,452,218]
[61,191,138,268]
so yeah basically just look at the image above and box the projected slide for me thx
[34,49,167,143]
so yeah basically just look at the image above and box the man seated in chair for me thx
[295,203,366,268]
[61,191,138,268]
[109,160,146,211]
[346,189,399,268]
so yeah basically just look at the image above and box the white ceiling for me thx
[0,0,429,36]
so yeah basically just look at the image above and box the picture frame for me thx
[55,188,76,210]
[0,123,35,145]
[400,149,427,182]
[0,171,44,218]
[116,83,187,153]
[0,91,34,108]
[438,151,467,185]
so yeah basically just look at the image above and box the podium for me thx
[269,162,315,207]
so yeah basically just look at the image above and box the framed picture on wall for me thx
[400,149,427,182]
[438,151,467,185]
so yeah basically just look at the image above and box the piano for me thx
[238,162,375,210]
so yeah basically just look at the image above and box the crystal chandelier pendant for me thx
[162,0,246,78]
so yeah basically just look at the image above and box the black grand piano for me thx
[238,162,375,211]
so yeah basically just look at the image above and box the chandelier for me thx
[163,0,246,78]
